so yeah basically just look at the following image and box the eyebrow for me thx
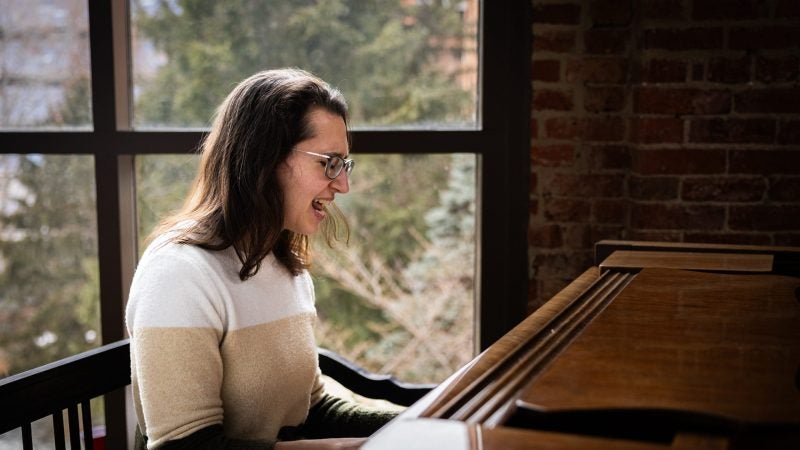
[322,151,350,159]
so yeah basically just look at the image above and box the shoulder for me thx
[127,237,233,332]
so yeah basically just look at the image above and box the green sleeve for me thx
[294,393,400,439]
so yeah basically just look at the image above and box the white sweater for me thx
[126,234,325,448]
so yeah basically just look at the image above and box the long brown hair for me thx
[152,68,350,279]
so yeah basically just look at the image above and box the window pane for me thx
[134,153,476,384]
[131,0,479,129]
[0,155,100,378]
[314,154,476,384]
[135,154,199,254]
[0,0,92,129]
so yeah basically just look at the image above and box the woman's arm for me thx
[296,393,399,439]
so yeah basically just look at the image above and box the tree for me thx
[0,34,97,375]
[132,0,472,127]
[129,0,478,384]
[0,153,100,376]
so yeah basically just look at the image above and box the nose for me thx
[331,170,350,193]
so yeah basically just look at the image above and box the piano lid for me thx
[521,267,800,425]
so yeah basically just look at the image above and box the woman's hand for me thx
[275,437,367,450]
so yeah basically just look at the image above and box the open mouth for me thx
[312,199,328,212]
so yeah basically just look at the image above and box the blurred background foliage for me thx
[0,0,477,387]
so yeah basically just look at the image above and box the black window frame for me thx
[0,1,531,447]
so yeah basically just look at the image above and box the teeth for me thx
[313,199,329,210]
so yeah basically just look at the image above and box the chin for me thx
[287,223,319,236]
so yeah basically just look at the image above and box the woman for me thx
[126,68,397,449]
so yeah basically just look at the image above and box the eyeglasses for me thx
[295,150,354,180]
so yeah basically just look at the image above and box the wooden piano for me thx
[363,240,800,449]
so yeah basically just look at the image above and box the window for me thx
[130,0,478,130]
[0,0,92,129]
[0,1,530,447]
[130,1,482,384]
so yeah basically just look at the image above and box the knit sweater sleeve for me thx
[127,249,230,448]
[294,393,400,439]
[135,393,398,450]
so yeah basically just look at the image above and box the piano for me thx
[363,240,800,449]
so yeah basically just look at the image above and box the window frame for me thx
[0,1,531,447]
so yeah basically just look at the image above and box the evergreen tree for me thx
[0,154,99,376]
[0,71,96,376]
[132,0,471,127]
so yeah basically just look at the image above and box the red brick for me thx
[563,224,592,248]
[693,0,759,20]
[730,150,800,174]
[585,117,625,141]
[775,233,800,246]
[530,198,539,216]
[565,58,627,84]
[633,148,725,175]
[549,173,625,197]
[691,62,705,81]
[530,117,539,139]
[539,277,572,301]
[730,205,800,230]
[533,30,577,53]
[729,26,800,50]
[590,145,632,170]
[707,56,751,83]
[530,169,538,192]
[529,223,563,248]
[532,60,560,82]
[681,176,766,202]
[643,59,687,83]
[735,89,800,114]
[685,232,772,245]
[533,3,581,25]
[545,117,581,139]
[585,87,626,113]
[590,0,632,25]
[528,282,540,311]
[643,27,723,50]
[689,118,775,144]
[755,56,799,84]
[544,198,592,222]
[778,120,800,144]
[531,253,566,278]
[584,29,629,55]
[593,199,628,224]
[642,0,685,21]
[634,87,731,115]
[542,248,593,279]
[533,89,574,111]
[777,0,800,17]
[768,176,800,201]
[589,225,626,244]
[531,144,575,167]
[631,118,684,143]
[627,230,682,242]
[544,117,625,141]
[628,175,680,200]
[631,203,725,229]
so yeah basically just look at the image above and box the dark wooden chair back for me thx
[0,339,434,449]
[0,340,130,450]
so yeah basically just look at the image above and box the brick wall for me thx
[529,0,800,310]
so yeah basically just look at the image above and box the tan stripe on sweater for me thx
[132,313,320,446]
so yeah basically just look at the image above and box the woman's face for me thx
[277,107,350,235]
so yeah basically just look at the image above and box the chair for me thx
[0,339,434,449]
